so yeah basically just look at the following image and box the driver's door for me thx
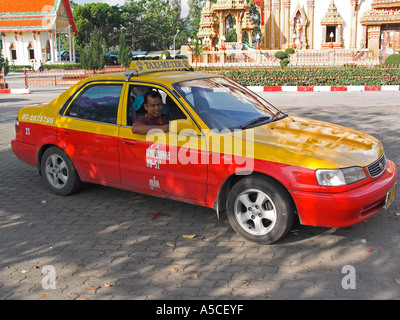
[118,83,208,203]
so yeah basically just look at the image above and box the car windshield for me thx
[173,77,285,131]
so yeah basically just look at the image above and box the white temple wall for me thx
[283,0,374,50]
[1,31,54,68]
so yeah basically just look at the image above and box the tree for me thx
[118,31,132,67]
[190,38,205,68]
[79,27,106,71]
[166,0,186,50]
[74,3,122,49]
[137,0,184,51]
[120,0,146,51]
[248,0,261,44]
[119,0,185,51]
[186,0,218,39]
[225,15,237,43]
[186,0,204,39]
[160,50,171,59]
[0,48,9,76]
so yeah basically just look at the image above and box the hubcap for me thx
[234,189,277,236]
[45,154,68,189]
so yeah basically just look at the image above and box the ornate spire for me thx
[321,0,344,25]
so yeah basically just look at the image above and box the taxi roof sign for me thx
[129,59,192,74]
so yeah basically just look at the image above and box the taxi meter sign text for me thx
[130,59,191,73]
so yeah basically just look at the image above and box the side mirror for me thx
[170,119,197,135]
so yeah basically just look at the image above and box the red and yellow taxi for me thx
[11,59,397,244]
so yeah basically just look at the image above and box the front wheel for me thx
[41,147,81,196]
[226,175,295,244]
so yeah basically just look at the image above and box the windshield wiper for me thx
[271,110,287,121]
[240,116,271,129]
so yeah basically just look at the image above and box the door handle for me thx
[122,139,137,146]
[58,128,70,135]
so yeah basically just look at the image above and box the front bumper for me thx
[292,160,397,228]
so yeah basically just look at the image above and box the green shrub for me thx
[9,65,32,72]
[275,51,287,60]
[1,57,9,75]
[44,63,82,70]
[275,51,291,68]
[285,48,295,55]
[215,65,400,86]
[0,53,7,75]
[280,58,289,68]
[384,54,400,66]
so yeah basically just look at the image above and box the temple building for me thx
[254,0,400,58]
[198,0,257,48]
[197,0,400,60]
[0,0,78,69]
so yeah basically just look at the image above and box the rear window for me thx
[65,84,123,124]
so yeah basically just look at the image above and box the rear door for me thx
[57,82,124,185]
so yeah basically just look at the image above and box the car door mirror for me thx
[170,119,197,135]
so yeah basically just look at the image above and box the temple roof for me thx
[372,0,400,9]
[361,0,400,24]
[0,0,78,34]
[212,0,250,11]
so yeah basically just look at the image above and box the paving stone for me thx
[1,90,400,300]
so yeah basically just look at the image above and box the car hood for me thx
[232,115,383,169]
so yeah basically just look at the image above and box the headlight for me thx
[316,167,366,186]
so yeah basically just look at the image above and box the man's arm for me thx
[131,122,169,135]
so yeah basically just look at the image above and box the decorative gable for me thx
[320,0,344,49]
[321,0,344,25]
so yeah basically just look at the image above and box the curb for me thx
[247,85,400,92]
[0,88,31,94]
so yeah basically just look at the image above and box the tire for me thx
[226,175,295,244]
[41,147,81,196]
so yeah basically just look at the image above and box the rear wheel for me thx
[226,175,295,244]
[41,147,81,196]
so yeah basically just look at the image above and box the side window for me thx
[164,93,187,121]
[128,84,187,125]
[65,84,123,124]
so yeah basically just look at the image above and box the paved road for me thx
[0,86,399,301]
